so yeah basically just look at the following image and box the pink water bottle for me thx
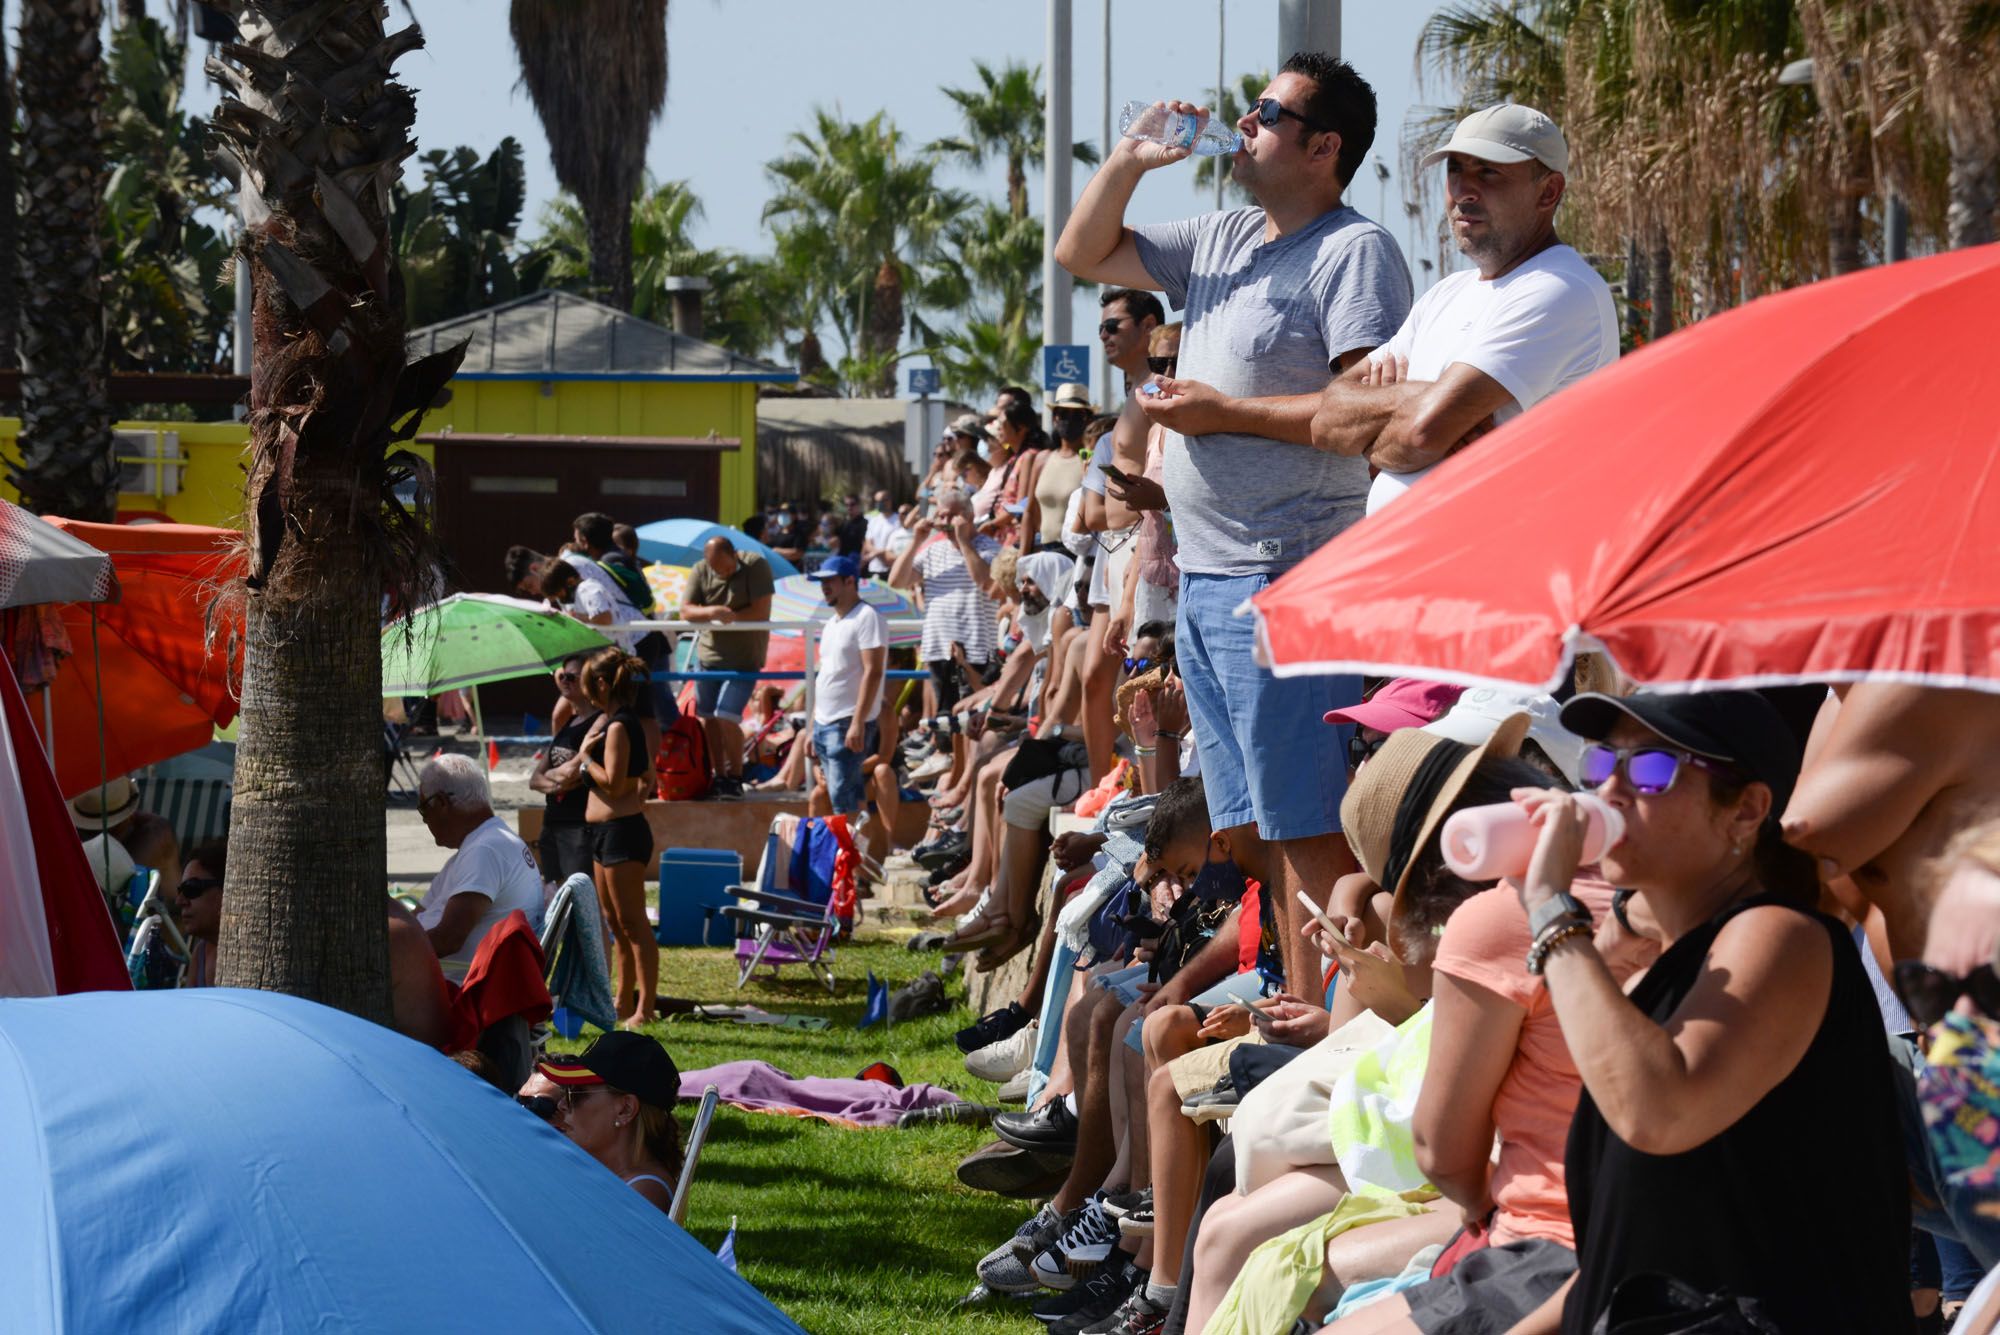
[1440,794,1625,880]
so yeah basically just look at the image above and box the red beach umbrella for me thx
[1251,243,2000,693]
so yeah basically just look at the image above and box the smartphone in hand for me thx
[1101,464,1134,487]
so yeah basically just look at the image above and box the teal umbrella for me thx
[382,594,610,696]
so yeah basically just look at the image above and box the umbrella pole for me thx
[470,684,488,773]
[41,686,53,764]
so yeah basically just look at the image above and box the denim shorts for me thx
[694,675,754,721]
[1125,967,1275,1053]
[1176,571,1359,840]
[812,718,879,816]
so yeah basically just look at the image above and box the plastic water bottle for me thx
[1118,100,1242,156]
[1440,794,1626,881]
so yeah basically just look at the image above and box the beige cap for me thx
[1421,103,1568,175]
[947,412,984,439]
[1049,382,1096,412]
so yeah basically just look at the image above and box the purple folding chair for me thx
[720,816,840,992]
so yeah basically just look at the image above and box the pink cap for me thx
[1323,678,1465,732]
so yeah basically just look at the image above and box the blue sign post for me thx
[907,367,941,397]
[1042,345,1090,394]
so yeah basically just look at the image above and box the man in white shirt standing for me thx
[1312,103,1619,509]
[415,753,545,982]
[805,555,887,821]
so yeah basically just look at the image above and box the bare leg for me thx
[1311,1211,1460,1327]
[594,862,635,1019]
[1049,994,1130,1213]
[1123,1028,1151,1189]
[1142,1005,1210,1289]
[1185,1164,1349,1333]
[606,858,657,1023]
[1079,614,1120,781]
[1014,904,1063,1012]
[1043,968,1094,1100]
[1272,831,1360,994]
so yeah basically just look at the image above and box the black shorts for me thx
[537,820,595,883]
[929,659,967,714]
[1404,1238,1577,1333]
[590,812,655,869]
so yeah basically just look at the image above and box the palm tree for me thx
[0,9,19,374]
[11,0,117,522]
[207,0,464,1019]
[931,59,1098,221]
[1191,71,1273,204]
[392,139,533,329]
[764,110,970,394]
[509,0,668,312]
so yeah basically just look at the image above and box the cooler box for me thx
[655,847,742,946]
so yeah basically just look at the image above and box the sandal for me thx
[973,911,1042,972]
[946,906,1015,951]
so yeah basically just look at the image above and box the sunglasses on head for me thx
[1893,960,2000,1029]
[1578,742,1735,795]
[1348,730,1388,770]
[1146,356,1178,376]
[1250,97,1327,133]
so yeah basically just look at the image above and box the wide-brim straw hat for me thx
[70,775,140,831]
[1341,712,1530,907]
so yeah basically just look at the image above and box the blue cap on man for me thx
[806,554,862,582]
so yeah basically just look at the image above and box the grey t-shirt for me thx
[1133,206,1411,575]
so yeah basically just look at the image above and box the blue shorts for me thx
[1125,968,1275,1052]
[694,676,754,721]
[1094,963,1151,1008]
[812,718,879,816]
[1177,571,1358,841]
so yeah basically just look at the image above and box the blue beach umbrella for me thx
[633,519,799,579]
[0,989,802,1333]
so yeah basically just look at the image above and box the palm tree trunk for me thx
[586,190,635,312]
[1648,229,1674,341]
[208,0,462,1021]
[1007,156,1027,222]
[1624,235,1647,348]
[0,22,20,376]
[1828,116,1868,275]
[1946,116,1999,250]
[869,258,902,396]
[11,0,116,523]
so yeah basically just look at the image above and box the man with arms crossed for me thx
[1056,53,1411,990]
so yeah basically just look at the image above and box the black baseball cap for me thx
[1558,689,1803,812]
[536,1031,681,1109]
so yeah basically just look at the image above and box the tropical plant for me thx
[917,202,1044,399]
[10,0,118,522]
[101,14,234,372]
[1191,70,1274,204]
[931,59,1098,220]
[926,316,1040,401]
[508,0,669,312]
[391,138,535,329]
[208,0,464,1019]
[763,109,971,394]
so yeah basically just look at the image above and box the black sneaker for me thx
[1100,1186,1151,1219]
[1084,1287,1168,1335]
[956,1001,1030,1054]
[1037,1253,1139,1331]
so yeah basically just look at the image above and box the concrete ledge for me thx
[517,794,808,880]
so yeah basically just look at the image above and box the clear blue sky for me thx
[179,1,1453,391]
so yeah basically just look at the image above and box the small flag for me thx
[856,970,888,1029]
[715,1216,738,1272]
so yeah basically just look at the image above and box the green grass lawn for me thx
[563,935,1048,1334]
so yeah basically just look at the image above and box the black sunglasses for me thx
[1251,97,1327,133]
[1348,730,1388,770]
[179,877,222,897]
[1146,355,1179,376]
[1893,961,2000,1029]
[1098,317,1129,337]
[516,1094,560,1122]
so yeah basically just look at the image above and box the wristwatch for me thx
[1525,893,1593,976]
[1526,892,1591,940]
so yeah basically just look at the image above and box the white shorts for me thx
[1087,526,1139,609]
[1002,768,1091,830]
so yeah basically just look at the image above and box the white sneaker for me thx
[909,752,953,781]
[995,1068,1032,1103]
[966,1020,1038,1082]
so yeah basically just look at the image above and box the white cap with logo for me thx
[1421,103,1569,175]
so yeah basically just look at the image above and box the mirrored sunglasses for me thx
[1578,743,1733,795]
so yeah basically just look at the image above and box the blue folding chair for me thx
[719,817,843,993]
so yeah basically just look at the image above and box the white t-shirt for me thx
[864,513,903,575]
[1365,244,1617,514]
[814,600,888,725]
[563,552,642,650]
[418,816,545,981]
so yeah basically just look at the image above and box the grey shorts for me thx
[1404,1237,1577,1334]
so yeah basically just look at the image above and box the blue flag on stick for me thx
[857,971,889,1029]
[715,1216,738,1272]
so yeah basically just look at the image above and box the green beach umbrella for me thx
[382,593,612,696]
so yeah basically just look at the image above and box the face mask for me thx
[1918,1009,2000,1188]
[977,442,991,462]
[1189,852,1249,903]
[1055,414,1086,443]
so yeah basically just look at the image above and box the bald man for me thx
[680,536,775,783]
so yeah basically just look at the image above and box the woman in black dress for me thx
[1507,690,1909,1334]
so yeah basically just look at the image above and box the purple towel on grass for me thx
[676,1060,962,1129]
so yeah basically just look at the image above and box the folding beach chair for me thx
[719,815,852,993]
[538,872,617,1037]
[668,1084,722,1226]
[383,721,423,798]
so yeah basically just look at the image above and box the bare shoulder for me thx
[1709,904,1834,976]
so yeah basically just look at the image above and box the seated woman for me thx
[174,841,227,987]
[536,1031,684,1214]
[1504,690,1908,1334]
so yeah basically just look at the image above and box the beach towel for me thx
[674,1059,962,1129]
[546,880,616,1036]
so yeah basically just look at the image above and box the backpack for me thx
[596,556,656,614]
[654,712,712,801]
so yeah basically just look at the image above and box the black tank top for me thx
[1561,895,1911,1334]
[586,708,651,779]
[544,709,595,824]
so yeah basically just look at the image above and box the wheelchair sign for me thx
[1042,345,1090,393]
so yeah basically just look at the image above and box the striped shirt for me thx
[915,534,1000,666]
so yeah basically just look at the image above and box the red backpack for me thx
[655,712,713,801]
